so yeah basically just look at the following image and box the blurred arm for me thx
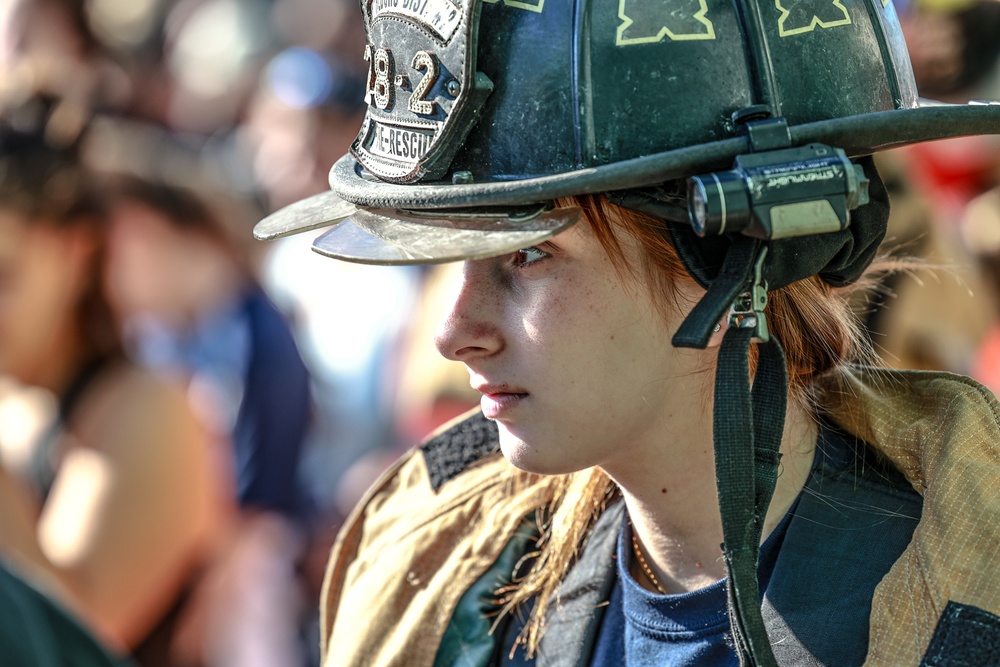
[29,367,219,650]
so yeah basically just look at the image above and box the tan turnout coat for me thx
[320,367,1000,666]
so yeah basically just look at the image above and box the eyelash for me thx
[511,246,550,269]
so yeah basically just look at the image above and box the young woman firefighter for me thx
[255,1,1000,665]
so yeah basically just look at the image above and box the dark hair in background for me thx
[106,174,256,281]
[108,174,232,246]
[0,97,104,221]
[0,95,120,361]
[918,0,1000,97]
[956,1,1000,94]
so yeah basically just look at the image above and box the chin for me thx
[496,425,582,476]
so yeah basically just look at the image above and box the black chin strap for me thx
[673,236,762,349]
[674,236,787,667]
[715,326,786,667]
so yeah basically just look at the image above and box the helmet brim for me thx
[310,205,582,265]
[253,190,358,241]
[255,102,999,264]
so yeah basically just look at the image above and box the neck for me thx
[610,399,817,594]
[175,256,245,328]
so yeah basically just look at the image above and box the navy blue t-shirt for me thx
[586,419,926,666]
[590,489,796,665]
[132,287,313,519]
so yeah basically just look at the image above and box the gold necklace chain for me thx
[631,531,668,595]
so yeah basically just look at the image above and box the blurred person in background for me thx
[0,92,219,663]
[250,44,417,509]
[853,0,1000,375]
[899,0,1000,103]
[894,0,1000,218]
[963,183,1000,393]
[856,150,996,373]
[247,43,438,660]
[0,551,137,666]
[103,174,313,667]
[0,0,126,104]
[0,1,451,665]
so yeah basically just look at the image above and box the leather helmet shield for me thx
[350,0,492,183]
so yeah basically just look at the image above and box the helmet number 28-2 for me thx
[364,45,441,116]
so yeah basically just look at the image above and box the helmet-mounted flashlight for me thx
[687,144,870,240]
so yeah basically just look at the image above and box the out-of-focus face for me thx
[434,218,713,476]
[0,209,88,384]
[104,201,190,325]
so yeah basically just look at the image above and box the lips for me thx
[475,383,528,419]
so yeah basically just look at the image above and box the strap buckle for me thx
[727,247,770,343]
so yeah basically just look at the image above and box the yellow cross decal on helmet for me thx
[775,0,852,36]
[616,0,716,45]
[615,0,862,46]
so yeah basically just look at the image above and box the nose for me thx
[433,260,504,363]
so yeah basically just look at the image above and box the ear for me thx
[706,321,727,348]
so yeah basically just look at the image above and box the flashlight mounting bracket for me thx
[727,246,770,343]
[739,113,793,153]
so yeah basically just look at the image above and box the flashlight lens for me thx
[689,180,709,236]
[687,170,751,236]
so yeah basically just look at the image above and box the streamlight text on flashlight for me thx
[686,143,870,240]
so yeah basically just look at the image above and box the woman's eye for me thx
[512,246,549,268]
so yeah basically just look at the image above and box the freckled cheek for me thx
[516,290,579,344]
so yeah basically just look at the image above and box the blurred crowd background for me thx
[0,0,997,665]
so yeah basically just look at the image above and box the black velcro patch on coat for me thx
[419,412,499,491]
[921,601,1000,666]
